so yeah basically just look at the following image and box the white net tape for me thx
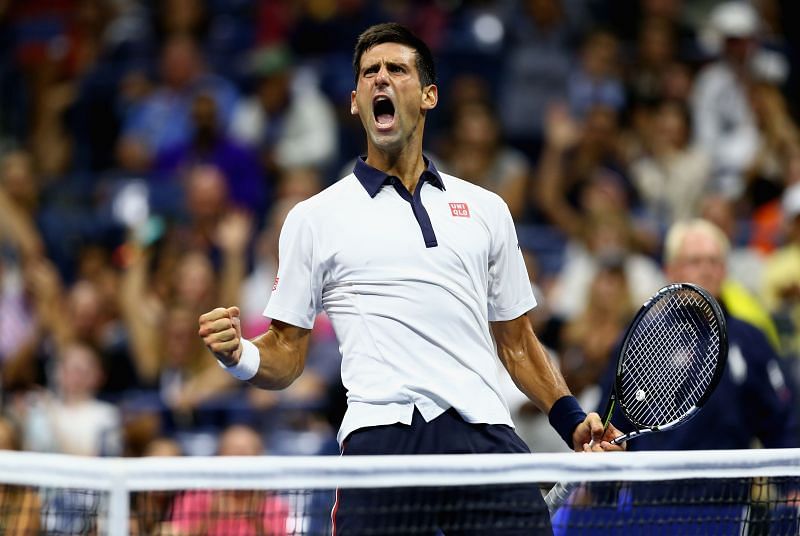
[0,449,799,535]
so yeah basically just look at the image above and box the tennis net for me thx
[0,448,798,534]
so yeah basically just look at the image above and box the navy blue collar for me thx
[353,156,446,198]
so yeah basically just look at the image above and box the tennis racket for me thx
[544,282,728,513]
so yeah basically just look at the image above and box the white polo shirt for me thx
[264,157,536,445]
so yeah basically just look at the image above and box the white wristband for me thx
[217,339,260,381]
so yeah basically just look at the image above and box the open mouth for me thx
[373,96,395,128]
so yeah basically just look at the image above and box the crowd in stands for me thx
[0,0,799,467]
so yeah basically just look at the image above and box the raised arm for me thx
[537,104,583,239]
[198,306,311,390]
[118,245,162,385]
[491,314,623,452]
[215,211,253,308]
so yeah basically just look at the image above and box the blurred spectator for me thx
[0,414,21,450]
[749,146,800,255]
[119,246,239,416]
[660,59,695,101]
[699,194,782,354]
[143,435,184,457]
[763,183,800,358]
[12,342,123,535]
[537,104,641,243]
[437,99,531,220]
[152,0,263,75]
[0,151,44,260]
[152,0,208,44]
[156,93,267,216]
[275,165,324,201]
[162,424,289,536]
[609,0,696,54]
[65,277,139,398]
[0,152,45,369]
[700,194,764,295]
[559,260,635,403]
[567,29,625,119]
[66,0,155,174]
[627,17,678,102]
[2,258,74,393]
[156,164,257,281]
[2,148,123,286]
[230,45,339,179]
[285,0,387,59]
[691,1,762,198]
[118,35,239,169]
[6,0,116,179]
[744,81,800,210]
[0,414,41,534]
[498,0,584,150]
[174,164,233,251]
[547,212,665,321]
[253,0,295,47]
[0,256,35,371]
[130,435,184,536]
[19,343,121,456]
[630,99,712,231]
[2,233,138,399]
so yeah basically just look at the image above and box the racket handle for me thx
[544,480,578,513]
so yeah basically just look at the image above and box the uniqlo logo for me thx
[272,277,279,291]
[449,202,470,217]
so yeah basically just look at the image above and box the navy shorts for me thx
[332,408,552,535]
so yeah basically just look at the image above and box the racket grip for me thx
[544,481,578,513]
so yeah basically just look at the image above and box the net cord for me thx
[1,449,799,492]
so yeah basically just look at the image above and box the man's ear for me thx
[421,84,438,111]
[350,90,359,116]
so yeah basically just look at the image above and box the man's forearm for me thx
[493,315,571,412]
[246,321,310,390]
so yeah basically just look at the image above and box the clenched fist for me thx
[198,306,243,366]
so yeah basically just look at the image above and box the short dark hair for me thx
[353,23,436,87]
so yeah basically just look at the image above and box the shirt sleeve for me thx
[487,200,537,321]
[263,204,323,329]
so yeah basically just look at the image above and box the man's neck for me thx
[365,143,426,193]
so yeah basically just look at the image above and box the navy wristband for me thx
[548,395,587,449]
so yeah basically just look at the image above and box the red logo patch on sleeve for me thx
[449,202,470,217]
[272,277,279,291]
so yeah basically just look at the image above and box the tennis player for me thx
[199,22,624,534]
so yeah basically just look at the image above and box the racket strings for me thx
[625,299,716,421]
[618,290,722,428]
